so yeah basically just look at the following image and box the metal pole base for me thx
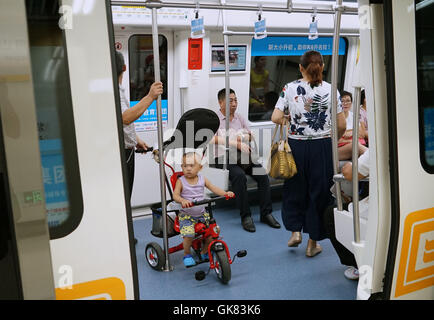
[163,265,174,272]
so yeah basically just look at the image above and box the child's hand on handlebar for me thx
[181,199,193,208]
[224,191,235,200]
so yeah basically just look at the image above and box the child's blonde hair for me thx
[182,152,202,166]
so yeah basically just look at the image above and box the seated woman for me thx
[338,91,368,161]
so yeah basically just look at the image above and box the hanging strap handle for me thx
[195,0,200,19]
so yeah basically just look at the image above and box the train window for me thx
[416,0,434,173]
[25,0,83,239]
[249,37,348,122]
[128,35,168,131]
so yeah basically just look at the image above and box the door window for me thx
[26,0,83,238]
[416,0,434,173]
[128,35,168,132]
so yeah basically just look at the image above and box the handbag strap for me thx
[272,124,280,142]
[272,120,289,143]
[282,120,288,141]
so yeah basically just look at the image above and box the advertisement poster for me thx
[251,36,347,56]
[130,99,168,132]
[39,139,69,228]
[211,45,247,72]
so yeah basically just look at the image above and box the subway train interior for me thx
[0,0,433,301]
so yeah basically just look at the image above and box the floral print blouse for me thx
[275,79,343,140]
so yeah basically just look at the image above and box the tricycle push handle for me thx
[135,147,154,154]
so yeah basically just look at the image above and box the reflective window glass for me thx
[249,37,348,122]
[26,0,83,238]
[128,35,168,131]
[416,0,434,173]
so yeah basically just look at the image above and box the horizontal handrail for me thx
[223,31,360,37]
[111,1,359,15]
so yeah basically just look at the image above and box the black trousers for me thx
[212,159,272,219]
[323,204,358,268]
[281,138,334,241]
[124,148,137,241]
[124,148,135,201]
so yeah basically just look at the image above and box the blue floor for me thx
[133,202,358,300]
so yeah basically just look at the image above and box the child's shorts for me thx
[179,212,210,238]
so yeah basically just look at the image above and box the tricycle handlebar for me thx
[135,147,154,154]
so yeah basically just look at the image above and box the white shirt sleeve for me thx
[358,149,370,177]
[238,114,251,132]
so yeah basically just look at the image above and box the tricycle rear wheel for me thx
[145,242,165,271]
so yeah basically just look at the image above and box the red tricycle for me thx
[141,108,246,284]
[145,163,246,284]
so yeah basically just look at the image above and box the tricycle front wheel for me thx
[212,249,231,284]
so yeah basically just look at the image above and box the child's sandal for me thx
[183,254,196,268]
[200,252,209,262]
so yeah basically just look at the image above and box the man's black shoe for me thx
[260,214,281,229]
[241,216,256,232]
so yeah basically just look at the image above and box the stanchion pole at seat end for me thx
[150,1,172,272]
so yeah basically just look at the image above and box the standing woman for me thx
[271,51,346,257]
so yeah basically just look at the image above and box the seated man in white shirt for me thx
[210,88,280,233]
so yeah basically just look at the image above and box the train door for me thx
[381,0,434,300]
[331,0,392,300]
[0,0,56,299]
[49,0,138,299]
[2,0,138,299]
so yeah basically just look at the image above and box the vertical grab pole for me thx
[150,2,172,271]
[222,0,230,171]
[330,0,344,211]
[287,0,293,13]
[351,87,362,244]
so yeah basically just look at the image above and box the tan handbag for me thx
[267,122,297,179]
